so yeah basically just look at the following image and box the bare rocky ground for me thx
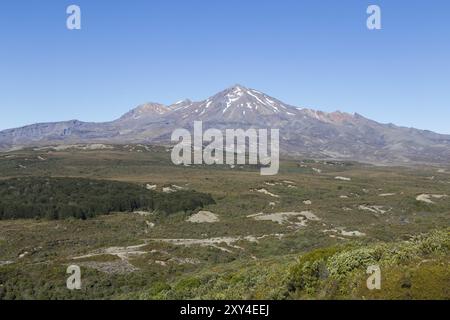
[187,211,220,223]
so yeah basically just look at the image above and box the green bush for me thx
[288,246,341,294]
[287,229,449,298]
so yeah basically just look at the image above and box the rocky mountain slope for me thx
[1,85,449,165]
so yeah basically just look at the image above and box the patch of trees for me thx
[0,177,215,220]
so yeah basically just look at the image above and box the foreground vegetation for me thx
[1,226,447,300]
[125,229,448,300]
[0,144,448,300]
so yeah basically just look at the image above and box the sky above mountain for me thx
[0,0,449,133]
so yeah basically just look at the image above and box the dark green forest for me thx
[0,177,215,220]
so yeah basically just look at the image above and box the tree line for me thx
[0,177,215,220]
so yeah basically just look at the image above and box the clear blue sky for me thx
[0,0,449,133]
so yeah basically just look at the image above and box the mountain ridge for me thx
[1,84,449,165]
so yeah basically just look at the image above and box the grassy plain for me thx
[0,145,448,299]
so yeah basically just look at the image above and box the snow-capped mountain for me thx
[118,103,169,122]
[1,84,449,165]
[168,85,299,124]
